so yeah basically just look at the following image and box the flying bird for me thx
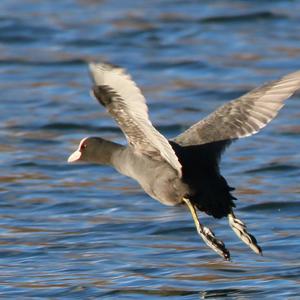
[68,63,300,260]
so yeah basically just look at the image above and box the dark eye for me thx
[81,143,87,150]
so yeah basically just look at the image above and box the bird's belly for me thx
[117,153,188,206]
[139,173,188,206]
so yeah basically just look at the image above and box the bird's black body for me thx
[170,140,236,218]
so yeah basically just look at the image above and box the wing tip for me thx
[88,61,96,72]
[88,61,128,86]
[284,69,300,79]
[88,61,124,74]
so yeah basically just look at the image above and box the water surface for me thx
[0,0,300,298]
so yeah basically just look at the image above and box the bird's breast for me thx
[113,149,188,206]
[135,163,188,206]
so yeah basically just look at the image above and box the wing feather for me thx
[174,70,300,146]
[89,62,182,176]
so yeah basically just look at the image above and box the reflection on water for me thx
[0,0,300,298]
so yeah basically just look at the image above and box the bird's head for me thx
[68,137,112,164]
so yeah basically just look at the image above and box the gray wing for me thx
[174,70,300,146]
[89,62,182,176]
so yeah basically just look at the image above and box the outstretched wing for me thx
[89,62,182,176]
[174,70,300,146]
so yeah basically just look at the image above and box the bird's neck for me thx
[91,141,125,166]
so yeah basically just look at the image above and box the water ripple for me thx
[0,0,300,298]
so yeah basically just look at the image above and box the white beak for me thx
[67,150,82,163]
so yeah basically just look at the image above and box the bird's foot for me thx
[199,225,231,261]
[228,211,262,255]
[183,197,230,261]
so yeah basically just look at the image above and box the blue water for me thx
[1,0,300,298]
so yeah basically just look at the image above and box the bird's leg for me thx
[182,197,230,261]
[228,210,262,255]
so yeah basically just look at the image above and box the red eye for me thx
[80,143,87,150]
